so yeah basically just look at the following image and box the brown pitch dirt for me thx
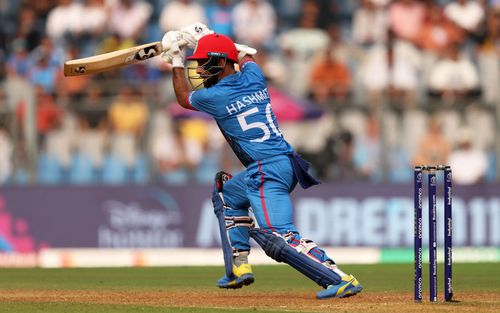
[1,289,500,313]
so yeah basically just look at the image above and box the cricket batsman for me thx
[160,23,363,299]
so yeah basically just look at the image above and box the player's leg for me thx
[212,171,254,289]
[246,157,362,299]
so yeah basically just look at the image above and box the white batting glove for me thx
[162,30,183,51]
[179,22,214,49]
[235,43,257,62]
[161,31,185,68]
[166,42,185,68]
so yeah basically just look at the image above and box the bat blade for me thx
[63,41,163,77]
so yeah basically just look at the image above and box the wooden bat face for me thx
[63,41,162,76]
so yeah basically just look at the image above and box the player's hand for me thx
[179,22,214,48]
[161,30,183,52]
[235,43,257,61]
[161,43,184,68]
[161,31,185,68]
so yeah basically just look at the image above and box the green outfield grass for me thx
[0,263,499,312]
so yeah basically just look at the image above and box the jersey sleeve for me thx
[188,88,220,117]
[240,61,266,87]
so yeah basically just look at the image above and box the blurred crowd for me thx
[0,0,499,186]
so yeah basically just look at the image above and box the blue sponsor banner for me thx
[0,183,499,251]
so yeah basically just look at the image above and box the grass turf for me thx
[0,263,499,312]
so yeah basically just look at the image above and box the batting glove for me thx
[161,31,185,68]
[179,22,214,49]
[235,43,257,62]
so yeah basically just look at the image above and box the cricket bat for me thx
[64,41,164,77]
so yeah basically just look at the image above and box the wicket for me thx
[414,165,453,303]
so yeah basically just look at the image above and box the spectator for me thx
[427,44,480,101]
[205,0,234,37]
[109,0,152,41]
[251,46,288,88]
[416,5,463,54]
[178,117,210,171]
[476,8,500,104]
[388,0,426,43]
[0,0,21,42]
[16,86,62,148]
[108,86,148,138]
[413,117,452,167]
[332,130,359,181]
[45,0,84,44]
[0,126,13,184]
[17,7,42,52]
[279,7,329,97]
[388,0,425,105]
[444,0,485,35]
[4,38,35,128]
[30,36,65,69]
[81,0,109,36]
[352,0,388,47]
[76,84,109,132]
[356,44,389,103]
[108,86,149,177]
[79,0,110,55]
[150,117,193,184]
[309,46,352,105]
[160,0,206,32]
[448,127,488,184]
[28,52,59,94]
[270,0,302,31]
[390,40,422,107]
[232,0,276,50]
[324,24,352,69]
[417,4,464,86]
[6,38,31,79]
[75,84,109,177]
[353,114,382,181]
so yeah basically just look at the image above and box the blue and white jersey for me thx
[188,61,293,167]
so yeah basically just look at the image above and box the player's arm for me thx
[235,44,257,68]
[172,67,193,110]
[239,55,255,66]
[161,30,195,110]
[161,23,216,110]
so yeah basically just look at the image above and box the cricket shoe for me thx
[216,264,255,289]
[316,274,363,299]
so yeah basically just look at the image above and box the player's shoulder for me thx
[190,85,229,115]
[240,59,259,71]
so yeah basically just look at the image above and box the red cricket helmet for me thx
[187,33,239,63]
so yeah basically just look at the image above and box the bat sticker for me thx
[73,66,86,74]
[125,46,159,63]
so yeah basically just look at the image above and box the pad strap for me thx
[294,238,318,254]
[225,216,255,229]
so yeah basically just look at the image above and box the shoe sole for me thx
[337,284,363,298]
[316,281,363,299]
[217,274,254,289]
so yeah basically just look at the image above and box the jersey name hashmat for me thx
[225,88,270,115]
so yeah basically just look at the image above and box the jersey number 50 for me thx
[237,103,282,142]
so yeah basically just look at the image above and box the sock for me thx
[234,251,249,266]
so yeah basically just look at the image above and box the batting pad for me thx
[250,229,341,288]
